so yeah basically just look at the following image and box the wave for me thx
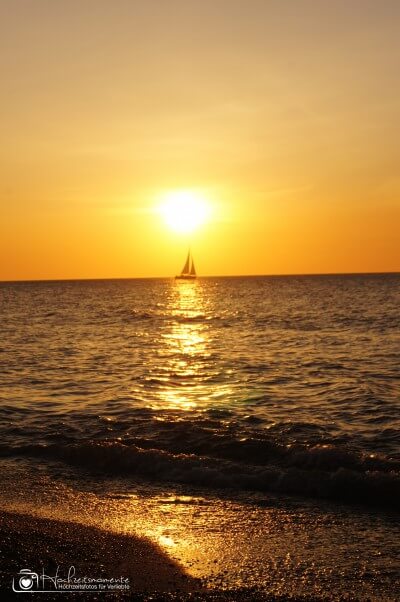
[128,309,227,325]
[2,439,399,510]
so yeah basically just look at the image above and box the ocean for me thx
[1,274,399,598]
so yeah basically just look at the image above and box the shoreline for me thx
[0,510,201,597]
[0,509,332,601]
[0,472,398,602]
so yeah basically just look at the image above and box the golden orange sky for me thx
[1,0,399,280]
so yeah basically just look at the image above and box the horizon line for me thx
[1,270,399,284]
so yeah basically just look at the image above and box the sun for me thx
[158,190,211,234]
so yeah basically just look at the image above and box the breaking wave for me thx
[2,437,399,510]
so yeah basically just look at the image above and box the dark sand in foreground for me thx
[0,510,354,601]
[0,510,200,598]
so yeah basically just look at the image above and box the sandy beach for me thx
[0,509,331,601]
[1,467,399,602]
[0,510,203,598]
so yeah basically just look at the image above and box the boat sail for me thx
[176,249,197,279]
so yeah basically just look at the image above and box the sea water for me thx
[1,274,399,598]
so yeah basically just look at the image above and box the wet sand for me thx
[0,510,200,597]
[0,509,324,601]
[0,459,398,601]
[1,506,392,602]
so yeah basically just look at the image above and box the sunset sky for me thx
[1,0,399,280]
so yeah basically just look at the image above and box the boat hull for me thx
[175,275,196,280]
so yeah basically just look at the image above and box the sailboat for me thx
[175,249,197,280]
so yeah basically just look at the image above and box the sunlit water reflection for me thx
[0,275,399,509]
[152,281,211,411]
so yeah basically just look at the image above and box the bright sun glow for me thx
[159,190,211,233]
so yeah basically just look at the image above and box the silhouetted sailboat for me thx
[176,249,197,280]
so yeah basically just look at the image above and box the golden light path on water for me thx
[149,279,233,412]
[139,280,238,560]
